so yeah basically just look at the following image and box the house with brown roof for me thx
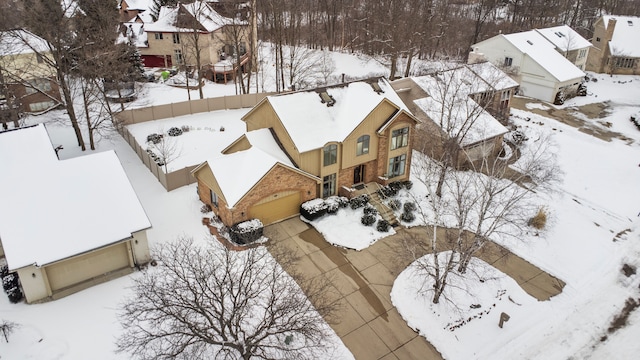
[587,15,640,75]
[192,78,418,227]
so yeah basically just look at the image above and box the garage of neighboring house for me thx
[249,190,301,225]
[519,81,556,103]
[44,242,132,293]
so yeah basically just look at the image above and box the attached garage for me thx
[45,242,131,292]
[250,191,301,225]
[520,81,556,103]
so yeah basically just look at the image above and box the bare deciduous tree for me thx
[0,320,18,343]
[149,130,181,173]
[117,238,339,360]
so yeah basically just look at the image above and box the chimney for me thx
[606,18,617,41]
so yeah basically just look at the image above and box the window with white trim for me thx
[174,49,183,64]
[504,57,513,67]
[154,32,163,40]
[25,78,52,95]
[172,33,180,44]
[210,189,219,208]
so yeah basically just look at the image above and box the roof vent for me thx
[628,20,634,26]
[319,91,336,107]
[526,40,533,45]
[370,81,384,94]
[554,31,564,38]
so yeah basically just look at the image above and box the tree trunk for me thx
[404,49,414,78]
[58,70,85,150]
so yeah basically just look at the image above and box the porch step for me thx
[369,192,399,227]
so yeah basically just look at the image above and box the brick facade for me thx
[198,166,318,227]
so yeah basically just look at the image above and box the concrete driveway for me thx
[264,217,564,360]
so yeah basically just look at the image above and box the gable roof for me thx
[602,15,640,57]
[466,61,519,91]
[535,25,592,51]
[203,129,317,207]
[261,78,411,153]
[502,31,585,82]
[0,125,151,270]
[0,29,50,56]
[145,0,241,33]
[409,66,509,147]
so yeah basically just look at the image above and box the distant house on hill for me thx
[0,124,151,304]
[0,29,62,114]
[469,28,586,103]
[192,78,418,227]
[587,15,640,75]
[140,0,250,82]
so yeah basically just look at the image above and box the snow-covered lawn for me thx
[390,73,640,359]
[126,108,249,172]
[304,207,395,251]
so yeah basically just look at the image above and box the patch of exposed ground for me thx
[511,97,634,144]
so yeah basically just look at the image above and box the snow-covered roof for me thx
[466,62,519,91]
[602,15,640,57]
[118,22,148,47]
[503,31,585,82]
[206,129,303,207]
[0,29,50,56]
[264,78,410,153]
[410,67,508,146]
[145,1,240,33]
[535,25,592,52]
[0,125,151,270]
[121,0,149,10]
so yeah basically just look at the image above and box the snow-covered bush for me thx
[403,180,413,190]
[229,219,264,244]
[376,219,390,232]
[361,213,376,226]
[181,125,190,133]
[378,185,397,198]
[7,287,22,304]
[363,204,378,216]
[349,194,370,209]
[325,196,348,215]
[403,201,417,213]
[300,198,327,221]
[388,199,401,210]
[167,127,183,137]
[146,133,163,144]
[389,181,403,192]
[400,211,416,223]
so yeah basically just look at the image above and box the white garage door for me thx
[45,242,131,292]
[520,81,555,103]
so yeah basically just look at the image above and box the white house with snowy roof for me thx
[0,124,151,303]
[469,29,586,103]
[587,15,640,75]
[535,25,592,70]
[391,63,513,166]
[192,77,418,227]
[140,0,249,75]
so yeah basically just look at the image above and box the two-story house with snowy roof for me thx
[0,30,62,114]
[469,29,586,103]
[392,62,515,167]
[587,15,640,75]
[140,0,249,74]
[192,78,418,227]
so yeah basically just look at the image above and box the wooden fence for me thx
[117,92,274,191]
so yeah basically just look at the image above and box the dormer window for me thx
[319,91,336,106]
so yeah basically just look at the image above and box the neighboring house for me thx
[535,25,592,70]
[0,124,151,304]
[0,29,62,113]
[469,29,585,103]
[587,15,640,75]
[140,0,249,73]
[118,0,149,23]
[192,78,418,227]
[392,63,513,166]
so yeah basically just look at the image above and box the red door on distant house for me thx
[141,55,172,68]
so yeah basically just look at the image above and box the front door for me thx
[354,164,365,184]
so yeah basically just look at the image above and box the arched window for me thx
[323,144,337,166]
[356,135,370,156]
